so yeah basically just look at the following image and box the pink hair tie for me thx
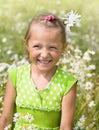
[44,15,55,21]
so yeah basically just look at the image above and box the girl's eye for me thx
[33,45,41,49]
[50,46,57,50]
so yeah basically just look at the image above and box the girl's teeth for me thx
[40,61,49,64]
[38,60,51,64]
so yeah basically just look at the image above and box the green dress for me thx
[9,64,77,130]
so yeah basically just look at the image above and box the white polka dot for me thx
[57,92,60,95]
[43,100,46,104]
[58,83,60,86]
[58,74,61,77]
[46,96,49,99]
[54,87,57,90]
[36,98,39,102]
[22,80,26,83]
[56,70,58,73]
[33,103,36,106]
[25,85,28,89]
[23,67,26,70]
[50,91,53,95]
[22,75,25,79]
[60,79,63,82]
[30,87,33,90]
[19,69,22,72]
[49,101,52,105]
[29,97,32,100]
[60,88,62,92]
[33,93,36,96]
[21,89,24,93]
[51,82,54,85]
[47,87,50,90]
[60,98,62,101]
[26,101,29,104]
[27,76,30,79]
[29,82,32,85]
[56,102,58,105]
[64,75,67,78]
[19,99,23,103]
[27,91,30,94]
[53,97,56,100]
[43,91,46,94]
[23,95,26,99]
[18,93,21,96]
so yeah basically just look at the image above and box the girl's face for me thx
[27,24,65,72]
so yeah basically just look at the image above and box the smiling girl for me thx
[0,13,77,130]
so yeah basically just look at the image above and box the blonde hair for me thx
[24,13,66,45]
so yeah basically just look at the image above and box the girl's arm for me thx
[0,77,16,130]
[60,83,77,130]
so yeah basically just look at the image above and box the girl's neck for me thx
[30,64,57,78]
[30,65,57,90]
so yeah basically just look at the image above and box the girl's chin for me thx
[38,64,51,70]
[37,64,54,71]
[31,63,57,73]
[31,61,56,70]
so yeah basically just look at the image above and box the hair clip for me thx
[44,15,55,21]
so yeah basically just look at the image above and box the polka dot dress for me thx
[9,64,77,130]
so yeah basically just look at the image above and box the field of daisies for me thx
[0,0,99,130]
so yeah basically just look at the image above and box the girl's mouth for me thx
[38,60,52,65]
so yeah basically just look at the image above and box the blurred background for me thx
[0,0,99,129]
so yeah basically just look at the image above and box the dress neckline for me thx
[28,64,59,91]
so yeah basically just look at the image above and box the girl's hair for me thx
[24,13,66,45]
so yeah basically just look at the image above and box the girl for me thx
[0,13,77,130]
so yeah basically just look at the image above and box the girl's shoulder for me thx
[8,64,30,88]
[8,64,30,73]
[56,67,78,96]
[57,66,76,80]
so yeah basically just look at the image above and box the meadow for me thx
[0,0,99,129]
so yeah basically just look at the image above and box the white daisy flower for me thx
[23,113,34,123]
[88,100,95,107]
[13,113,21,122]
[62,10,81,33]
[4,124,12,130]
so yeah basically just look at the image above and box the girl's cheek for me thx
[51,51,62,57]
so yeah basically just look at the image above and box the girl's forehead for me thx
[30,25,61,39]
[30,23,60,33]
[29,24,64,44]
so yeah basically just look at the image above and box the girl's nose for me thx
[40,48,49,58]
